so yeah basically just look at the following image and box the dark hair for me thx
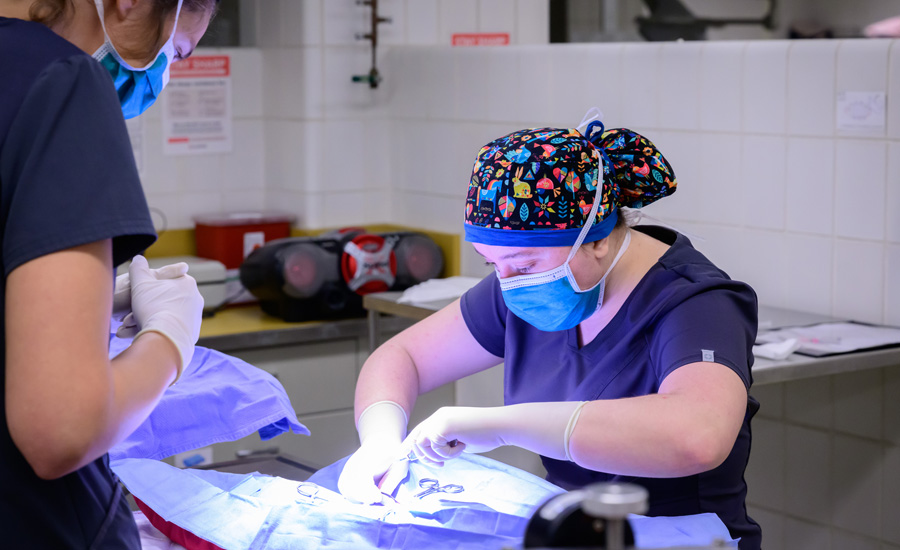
[30,0,218,63]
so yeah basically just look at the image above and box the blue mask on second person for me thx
[91,0,182,119]
[498,229,631,332]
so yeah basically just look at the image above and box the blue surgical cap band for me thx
[464,210,619,247]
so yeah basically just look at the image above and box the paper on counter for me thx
[397,276,482,305]
[756,321,900,357]
[753,338,801,360]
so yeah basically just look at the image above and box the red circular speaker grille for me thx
[282,244,327,298]
[395,234,443,282]
[340,234,397,295]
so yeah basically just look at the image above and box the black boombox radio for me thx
[239,229,444,322]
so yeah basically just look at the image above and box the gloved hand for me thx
[113,261,190,332]
[404,402,588,465]
[127,255,204,382]
[338,401,409,505]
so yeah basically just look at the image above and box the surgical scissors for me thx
[414,478,464,499]
[296,482,329,504]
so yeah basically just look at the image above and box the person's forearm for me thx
[57,334,177,476]
[11,333,178,479]
[103,332,179,449]
[568,394,738,478]
[354,337,422,424]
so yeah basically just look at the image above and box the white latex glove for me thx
[127,255,204,382]
[404,402,587,465]
[113,262,190,333]
[338,401,408,505]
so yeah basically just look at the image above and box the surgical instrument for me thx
[414,478,464,499]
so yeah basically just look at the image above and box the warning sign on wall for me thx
[162,55,233,155]
[451,33,510,46]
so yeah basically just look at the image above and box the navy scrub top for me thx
[460,225,762,550]
[0,18,156,549]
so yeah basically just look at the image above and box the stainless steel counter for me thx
[197,305,414,353]
[362,293,900,386]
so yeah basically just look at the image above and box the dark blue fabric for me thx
[460,225,761,550]
[0,17,156,549]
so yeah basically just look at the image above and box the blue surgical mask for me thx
[497,164,630,332]
[91,0,183,119]
[499,229,631,332]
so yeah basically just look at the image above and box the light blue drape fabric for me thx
[108,337,308,462]
[112,454,737,550]
[112,454,563,550]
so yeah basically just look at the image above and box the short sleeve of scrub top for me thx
[1,53,156,273]
[0,19,155,549]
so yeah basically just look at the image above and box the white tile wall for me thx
[742,41,788,134]
[888,244,900,326]
[388,49,429,119]
[745,418,785,509]
[834,369,884,440]
[887,142,900,243]
[279,0,322,48]
[785,426,832,524]
[738,229,789,307]
[229,49,264,118]
[455,47,494,122]
[784,137,834,235]
[752,382,783,419]
[478,0,516,38]
[323,47,390,117]
[785,376,832,429]
[425,47,459,120]
[835,40,890,138]
[784,233,833,316]
[378,0,407,46]
[787,40,839,137]
[619,43,661,130]
[747,507,783,550]
[658,42,702,131]
[439,0,478,45]
[263,48,323,119]
[783,517,831,550]
[834,139,886,241]
[642,131,702,222]
[833,239,885,324]
[699,42,743,133]
[884,444,900,545]
[323,0,370,46]
[486,47,522,123]
[740,135,786,230]
[515,46,556,126]
[832,435,883,536]
[407,0,440,45]
[516,0,550,45]
[886,366,900,444]
[832,531,880,550]
[889,41,900,139]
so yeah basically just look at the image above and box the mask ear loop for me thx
[576,107,604,134]
[564,146,607,265]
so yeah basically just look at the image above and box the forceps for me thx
[414,478,464,499]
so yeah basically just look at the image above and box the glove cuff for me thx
[564,401,588,462]
[134,327,190,385]
[357,400,408,445]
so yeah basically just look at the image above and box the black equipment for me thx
[239,230,444,322]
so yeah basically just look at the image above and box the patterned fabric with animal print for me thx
[463,125,676,246]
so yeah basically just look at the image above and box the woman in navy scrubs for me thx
[340,124,762,549]
[1,0,214,547]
